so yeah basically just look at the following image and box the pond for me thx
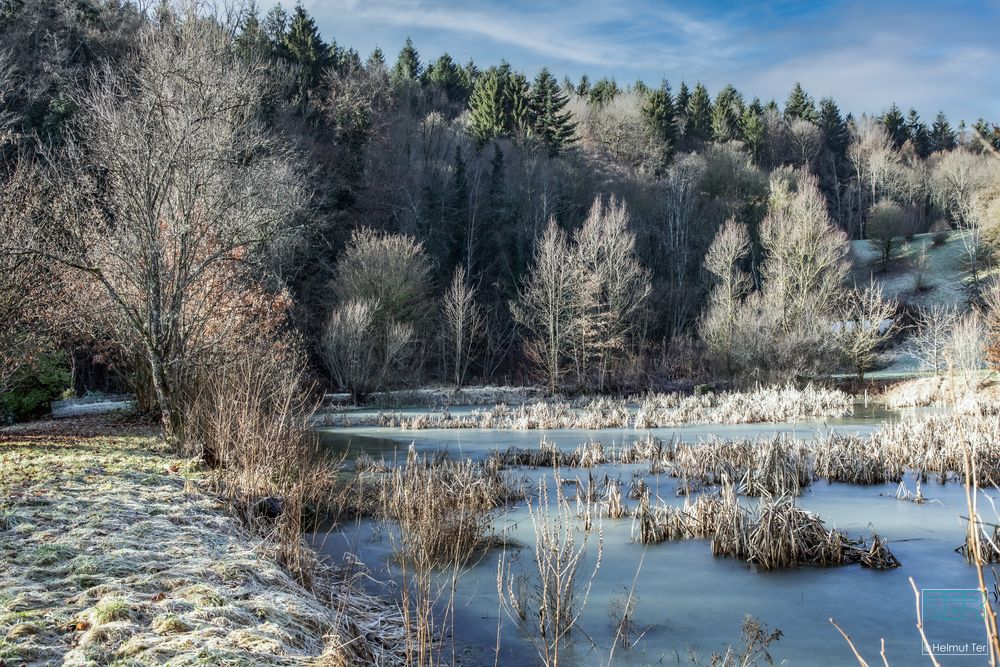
[312,404,992,666]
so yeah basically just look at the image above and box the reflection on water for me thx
[312,404,990,666]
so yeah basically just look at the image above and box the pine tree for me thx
[818,97,848,157]
[528,68,577,155]
[930,111,957,152]
[710,84,743,142]
[880,103,908,148]
[391,37,422,84]
[632,79,649,96]
[907,109,931,157]
[686,83,712,141]
[641,81,675,144]
[576,74,591,97]
[784,82,817,122]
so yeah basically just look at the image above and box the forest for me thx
[3,1,1000,666]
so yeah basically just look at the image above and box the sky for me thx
[285,0,999,124]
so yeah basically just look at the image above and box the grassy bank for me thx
[0,417,402,666]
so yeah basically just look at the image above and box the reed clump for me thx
[348,384,852,430]
[673,435,811,496]
[378,454,519,567]
[814,433,904,485]
[958,519,1000,563]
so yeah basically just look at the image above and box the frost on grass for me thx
[0,431,403,666]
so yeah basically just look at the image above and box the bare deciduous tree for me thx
[700,218,752,376]
[574,196,650,390]
[835,282,897,382]
[12,13,306,442]
[760,168,850,323]
[850,118,900,237]
[947,311,986,391]
[513,218,585,394]
[866,200,908,271]
[912,304,958,375]
[441,266,484,389]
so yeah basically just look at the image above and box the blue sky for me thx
[288,0,999,123]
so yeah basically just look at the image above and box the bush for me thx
[0,352,71,423]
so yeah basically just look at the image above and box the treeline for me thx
[1,1,1000,430]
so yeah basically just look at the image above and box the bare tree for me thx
[329,229,432,391]
[11,13,306,442]
[947,311,986,391]
[836,282,897,382]
[849,118,900,237]
[512,218,585,394]
[441,266,484,389]
[700,218,752,376]
[866,200,908,271]
[573,196,650,390]
[760,168,850,324]
[323,299,413,402]
[912,304,958,375]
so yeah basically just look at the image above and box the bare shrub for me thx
[835,281,897,381]
[498,478,603,667]
[183,350,335,586]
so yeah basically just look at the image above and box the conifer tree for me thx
[641,81,675,144]
[686,83,712,141]
[588,77,619,107]
[467,62,530,145]
[930,111,957,152]
[740,101,765,162]
[576,74,591,96]
[818,97,849,157]
[880,103,908,148]
[529,67,577,155]
[710,84,743,142]
[784,82,817,122]
[391,37,422,84]
[282,3,329,90]
[907,108,931,157]
[367,47,386,72]
[235,3,271,60]
[426,53,469,103]
[263,4,288,45]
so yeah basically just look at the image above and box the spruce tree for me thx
[235,3,271,60]
[818,97,848,157]
[740,103,765,162]
[576,74,591,97]
[427,53,469,103]
[907,109,931,157]
[529,68,577,155]
[686,83,712,141]
[930,111,957,152]
[391,37,423,84]
[710,84,743,142]
[784,82,817,122]
[263,5,288,45]
[641,81,675,144]
[467,62,531,145]
[880,103,908,148]
[282,3,329,90]
[367,47,386,72]
[588,77,619,107]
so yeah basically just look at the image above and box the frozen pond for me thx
[313,405,992,666]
